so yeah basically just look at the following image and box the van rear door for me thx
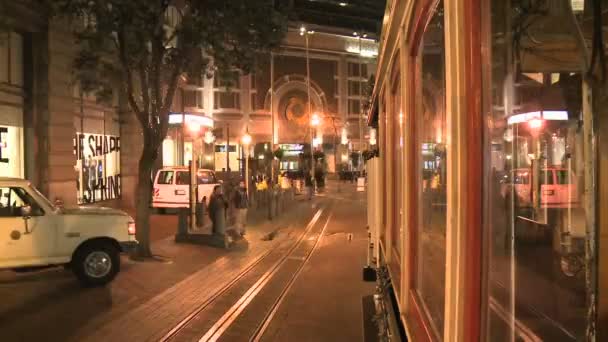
[153,170,176,208]
[174,170,191,207]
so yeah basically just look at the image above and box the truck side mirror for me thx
[21,206,32,234]
[21,205,32,218]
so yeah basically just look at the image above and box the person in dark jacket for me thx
[233,181,249,236]
[208,185,228,234]
[304,170,314,200]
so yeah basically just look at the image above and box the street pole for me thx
[181,88,186,166]
[270,52,275,183]
[358,35,363,172]
[226,124,230,173]
[245,149,249,197]
[305,31,315,189]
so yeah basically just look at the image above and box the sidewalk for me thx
[0,196,312,342]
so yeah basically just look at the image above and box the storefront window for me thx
[0,106,24,178]
[484,1,595,340]
[74,133,121,204]
[415,2,446,339]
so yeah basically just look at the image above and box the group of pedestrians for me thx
[304,168,325,200]
[208,180,249,237]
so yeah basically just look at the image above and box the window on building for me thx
[214,71,241,110]
[214,92,240,110]
[348,62,368,78]
[415,2,447,339]
[348,99,361,116]
[0,31,23,86]
[348,80,361,96]
[251,93,258,111]
[183,89,203,109]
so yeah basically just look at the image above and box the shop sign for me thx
[74,133,121,204]
[279,143,304,157]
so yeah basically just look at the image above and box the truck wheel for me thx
[72,242,120,287]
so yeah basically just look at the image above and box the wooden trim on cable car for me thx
[462,0,483,339]
[404,1,437,340]
[597,82,608,341]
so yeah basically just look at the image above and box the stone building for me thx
[0,3,140,207]
[163,26,379,174]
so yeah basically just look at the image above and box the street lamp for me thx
[311,111,320,166]
[241,130,252,196]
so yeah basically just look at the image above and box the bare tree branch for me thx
[117,26,142,119]
[138,43,150,115]
[158,56,183,145]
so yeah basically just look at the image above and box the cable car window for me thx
[483,1,596,340]
[415,2,447,339]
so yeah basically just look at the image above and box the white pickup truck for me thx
[0,178,137,287]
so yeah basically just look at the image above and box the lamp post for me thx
[301,25,316,177]
[241,130,252,197]
[311,112,320,189]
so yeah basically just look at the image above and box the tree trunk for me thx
[135,144,156,257]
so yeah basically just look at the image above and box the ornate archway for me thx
[263,74,329,143]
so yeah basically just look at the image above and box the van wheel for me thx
[72,242,120,287]
[157,208,167,215]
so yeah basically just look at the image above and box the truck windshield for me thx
[28,185,56,212]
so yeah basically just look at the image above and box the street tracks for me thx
[160,205,332,342]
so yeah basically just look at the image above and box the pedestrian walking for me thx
[233,180,249,236]
[305,170,314,200]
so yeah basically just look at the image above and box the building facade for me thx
[1,3,379,209]
[163,26,379,174]
[0,3,140,208]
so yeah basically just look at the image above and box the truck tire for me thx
[72,241,120,287]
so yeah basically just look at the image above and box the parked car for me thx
[152,167,220,212]
[501,167,579,208]
[0,177,137,286]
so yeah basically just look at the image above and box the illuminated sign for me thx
[507,111,568,125]
[279,144,304,157]
[169,113,214,128]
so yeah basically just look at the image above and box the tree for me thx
[42,0,289,257]
[273,147,285,161]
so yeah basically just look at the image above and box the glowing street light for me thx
[241,132,252,146]
[528,118,544,130]
[204,131,215,144]
[187,121,201,135]
[311,113,320,127]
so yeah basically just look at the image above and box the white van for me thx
[152,167,220,212]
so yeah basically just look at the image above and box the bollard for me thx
[211,202,226,236]
[195,200,205,228]
[176,207,189,238]
[267,189,273,220]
